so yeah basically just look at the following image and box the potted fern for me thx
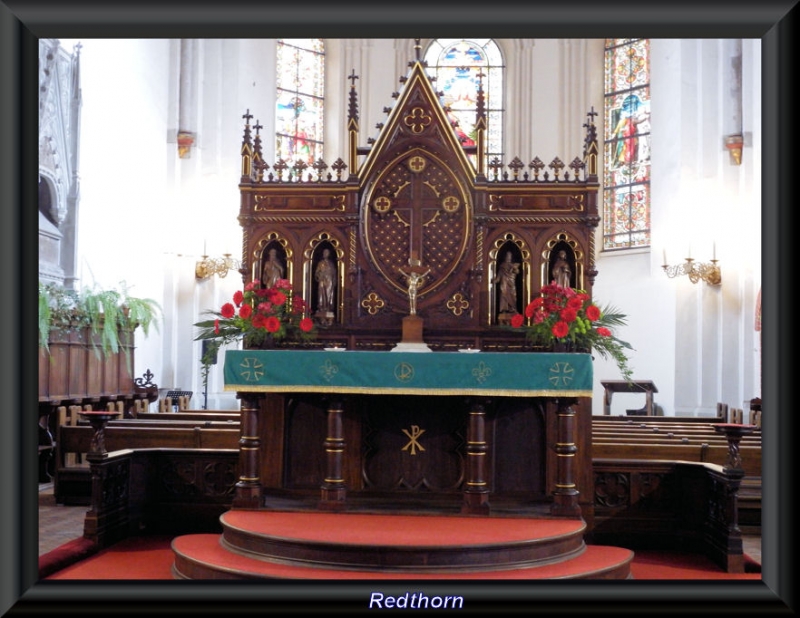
[39,281,162,360]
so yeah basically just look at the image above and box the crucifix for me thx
[398,252,431,316]
[393,252,433,352]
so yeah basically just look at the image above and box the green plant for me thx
[38,281,162,361]
[38,282,89,352]
[509,282,634,382]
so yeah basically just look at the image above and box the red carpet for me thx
[42,533,761,581]
[222,509,585,544]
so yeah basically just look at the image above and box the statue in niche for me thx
[493,250,521,318]
[551,249,572,289]
[314,247,337,325]
[261,247,285,289]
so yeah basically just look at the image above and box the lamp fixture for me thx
[662,256,721,286]
[195,253,240,280]
[724,134,743,166]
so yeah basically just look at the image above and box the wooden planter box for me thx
[39,326,136,405]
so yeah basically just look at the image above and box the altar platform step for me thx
[171,510,634,580]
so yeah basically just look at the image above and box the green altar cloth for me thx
[224,350,592,397]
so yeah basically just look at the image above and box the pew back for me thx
[54,424,241,504]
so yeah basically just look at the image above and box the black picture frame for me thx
[3,2,794,614]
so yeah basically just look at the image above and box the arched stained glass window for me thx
[603,39,650,251]
[276,39,324,166]
[424,38,504,168]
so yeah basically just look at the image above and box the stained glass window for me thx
[424,39,504,168]
[603,39,650,250]
[276,39,324,167]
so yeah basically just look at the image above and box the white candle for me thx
[662,248,667,265]
[687,244,691,260]
[712,241,716,260]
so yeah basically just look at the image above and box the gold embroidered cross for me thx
[401,425,426,455]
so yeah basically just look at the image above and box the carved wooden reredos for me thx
[237,51,600,351]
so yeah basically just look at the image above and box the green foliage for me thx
[39,281,163,363]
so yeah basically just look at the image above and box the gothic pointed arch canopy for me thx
[237,52,600,351]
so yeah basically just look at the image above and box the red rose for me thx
[299,317,314,332]
[244,280,258,292]
[270,291,287,305]
[525,297,543,317]
[239,304,252,319]
[596,327,611,337]
[560,308,578,323]
[220,302,235,319]
[233,290,244,306]
[265,316,281,333]
[567,297,583,311]
[292,296,307,312]
[510,313,525,328]
[251,314,266,329]
[551,320,569,338]
[585,304,601,321]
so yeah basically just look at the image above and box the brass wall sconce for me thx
[725,134,743,166]
[177,131,195,159]
[662,257,721,286]
[195,253,240,280]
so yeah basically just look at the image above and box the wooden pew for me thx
[134,411,241,423]
[591,412,762,533]
[90,419,240,430]
[54,424,240,505]
[593,414,724,424]
[591,441,761,475]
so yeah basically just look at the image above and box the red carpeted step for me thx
[172,533,634,580]
[218,510,588,571]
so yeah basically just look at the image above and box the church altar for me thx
[224,349,592,519]
[218,46,603,527]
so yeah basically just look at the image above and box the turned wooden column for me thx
[713,423,757,472]
[320,397,346,510]
[78,410,121,457]
[551,397,581,517]
[462,399,490,514]
[233,392,262,509]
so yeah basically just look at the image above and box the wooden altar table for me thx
[224,349,592,517]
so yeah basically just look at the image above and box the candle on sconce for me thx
[713,242,716,261]
[662,248,667,265]
[203,239,207,256]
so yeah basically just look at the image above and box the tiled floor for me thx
[37,482,761,564]
[38,483,89,556]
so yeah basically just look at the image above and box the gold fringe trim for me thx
[224,385,591,397]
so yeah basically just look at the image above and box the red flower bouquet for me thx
[511,282,634,381]
[194,278,316,370]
